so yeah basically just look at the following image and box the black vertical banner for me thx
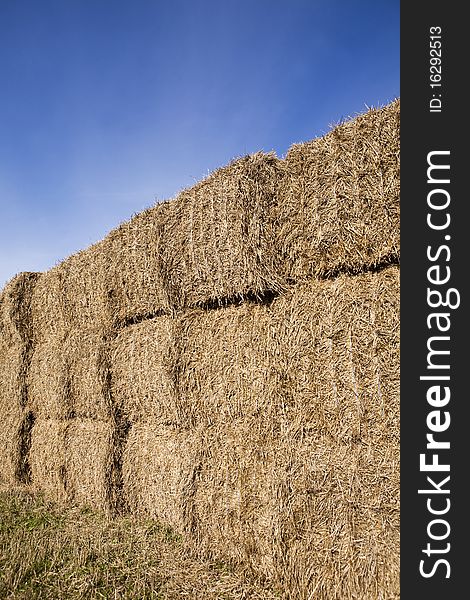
[401,2,467,598]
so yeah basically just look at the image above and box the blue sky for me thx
[0,0,399,287]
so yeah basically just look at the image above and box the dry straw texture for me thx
[111,316,176,424]
[175,303,286,427]
[105,205,171,323]
[29,327,113,420]
[122,420,199,533]
[30,418,117,512]
[30,240,111,340]
[276,100,400,280]
[270,265,400,444]
[158,152,285,309]
[0,272,40,345]
[30,419,68,503]
[28,330,69,419]
[192,420,399,599]
[66,419,117,513]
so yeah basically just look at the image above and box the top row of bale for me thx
[5,100,399,340]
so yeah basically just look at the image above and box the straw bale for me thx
[111,316,176,424]
[176,303,289,427]
[65,327,114,420]
[276,100,400,280]
[271,433,399,599]
[192,421,399,598]
[29,419,68,502]
[192,420,279,576]
[28,330,70,419]
[122,419,200,533]
[105,205,171,324]
[28,328,113,420]
[270,265,400,444]
[0,272,40,345]
[158,152,285,309]
[0,405,34,485]
[30,239,111,340]
[66,419,117,513]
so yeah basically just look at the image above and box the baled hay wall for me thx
[0,272,40,345]
[111,317,176,424]
[175,303,287,427]
[158,152,285,309]
[66,328,114,420]
[122,420,199,533]
[30,418,117,512]
[30,239,111,340]
[105,205,171,323]
[30,419,68,502]
[276,100,400,280]
[29,327,113,420]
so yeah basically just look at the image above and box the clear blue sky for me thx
[0,0,399,287]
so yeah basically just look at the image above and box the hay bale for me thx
[111,317,176,424]
[30,240,111,340]
[192,420,278,576]
[0,406,34,485]
[0,272,40,345]
[192,422,399,598]
[29,419,68,502]
[65,327,113,420]
[122,419,199,533]
[29,328,113,420]
[271,433,399,599]
[105,206,171,324]
[176,303,288,427]
[66,419,117,513]
[270,266,400,444]
[0,338,29,411]
[158,152,285,309]
[276,100,400,280]
[28,330,70,419]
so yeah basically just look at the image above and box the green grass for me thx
[0,487,279,599]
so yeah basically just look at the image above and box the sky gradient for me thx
[0,0,399,287]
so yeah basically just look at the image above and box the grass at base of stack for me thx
[111,317,176,424]
[276,100,400,281]
[158,152,286,310]
[0,272,40,346]
[0,487,280,599]
[122,419,199,533]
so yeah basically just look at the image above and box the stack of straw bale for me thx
[275,100,400,280]
[0,273,39,484]
[157,266,399,597]
[27,323,119,512]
